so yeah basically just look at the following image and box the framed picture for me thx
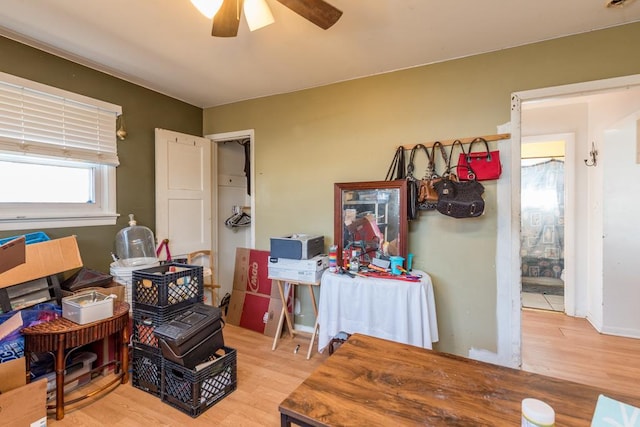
[530,213,542,227]
[542,225,554,244]
[545,247,559,259]
[334,180,408,264]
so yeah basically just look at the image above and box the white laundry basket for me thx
[110,257,160,304]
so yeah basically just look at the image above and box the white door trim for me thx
[502,74,640,368]
[205,129,255,249]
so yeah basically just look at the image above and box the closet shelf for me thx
[400,133,511,150]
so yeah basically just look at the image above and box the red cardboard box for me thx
[228,248,286,337]
[232,248,278,297]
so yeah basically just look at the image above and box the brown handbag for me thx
[418,141,448,211]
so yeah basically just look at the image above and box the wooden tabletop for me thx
[22,301,129,352]
[279,333,640,426]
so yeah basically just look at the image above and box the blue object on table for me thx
[0,232,50,246]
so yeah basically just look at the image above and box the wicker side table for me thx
[22,301,130,420]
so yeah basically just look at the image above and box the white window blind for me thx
[0,72,121,166]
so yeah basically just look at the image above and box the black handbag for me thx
[406,145,422,221]
[433,165,485,218]
[385,146,406,181]
[385,145,418,221]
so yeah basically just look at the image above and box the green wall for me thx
[203,23,640,356]
[0,36,203,273]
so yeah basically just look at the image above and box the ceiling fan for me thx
[192,0,343,37]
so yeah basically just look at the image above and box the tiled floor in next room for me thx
[522,292,564,312]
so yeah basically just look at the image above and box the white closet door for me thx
[155,128,213,258]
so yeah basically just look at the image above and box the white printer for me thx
[268,254,328,282]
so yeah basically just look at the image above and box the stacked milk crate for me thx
[130,262,236,418]
[268,234,328,283]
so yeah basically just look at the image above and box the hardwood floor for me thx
[49,325,329,426]
[522,308,640,399]
[46,311,640,426]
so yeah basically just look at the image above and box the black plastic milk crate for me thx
[132,305,191,352]
[132,346,163,397]
[161,346,237,418]
[132,263,203,310]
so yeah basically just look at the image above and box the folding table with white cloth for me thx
[316,269,438,352]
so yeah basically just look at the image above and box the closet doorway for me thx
[208,130,255,301]
[520,137,569,313]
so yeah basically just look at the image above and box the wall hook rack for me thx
[584,142,598,167]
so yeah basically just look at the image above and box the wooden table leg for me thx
[55,334,65,420]
[121,319,129,383]
[272,305,287,351]
[307,317,319,360]
[308,284,318,317]
[306,284,319,359]
[272,281,288,350]
[280,282,295,339]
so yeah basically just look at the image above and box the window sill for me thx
[0,213,119,231]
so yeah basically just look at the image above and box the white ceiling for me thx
[1,0,639,108]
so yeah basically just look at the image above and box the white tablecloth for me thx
[317,269,438,351]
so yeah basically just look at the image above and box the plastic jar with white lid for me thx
[522,398,555,426]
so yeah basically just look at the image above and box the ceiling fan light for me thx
[244,0,275,31]
[191,0,224,19]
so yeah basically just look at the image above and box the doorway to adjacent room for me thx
[520,136,569,313]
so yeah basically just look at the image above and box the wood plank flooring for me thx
[49,325,328,426]
[45,310,640,426]
[522,308,640,399]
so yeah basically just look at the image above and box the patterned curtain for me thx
[520,159,564,279]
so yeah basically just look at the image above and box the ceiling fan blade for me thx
[276,0,342,30]
[212,0,244,37]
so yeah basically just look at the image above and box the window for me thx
[0,72,120,231]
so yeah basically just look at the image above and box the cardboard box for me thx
[228,248,286,337]
[227,290,283,337]
[0,357,27,393]
[0,380,47,427]
[232,248,278,298]
[0,236,25,274]
[0,236,83,289]
[0,357,47,427]
[270,234,324,260]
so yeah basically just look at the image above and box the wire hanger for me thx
[224,206,251,229]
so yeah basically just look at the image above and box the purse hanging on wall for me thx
[418,141,449,211]
[385,146,406,181]
[433,165,485,218]
[457,137,502,181]
[406,146,420,221]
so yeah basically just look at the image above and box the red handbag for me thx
[457,137,502,181]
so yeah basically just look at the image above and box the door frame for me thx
[204,129,256,284]
[499,74,640,368]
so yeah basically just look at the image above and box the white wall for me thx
[602,112,640,337]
